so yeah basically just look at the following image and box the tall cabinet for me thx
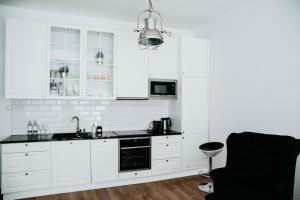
[174,37,210,171]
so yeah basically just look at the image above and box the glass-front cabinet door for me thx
[85,30,115,98]
[48,26,81,97]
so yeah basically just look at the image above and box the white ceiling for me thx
[0,0,244,30]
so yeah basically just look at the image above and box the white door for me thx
[182,77,209,134]
[116,31,148,99]
[149,37,178,79]
[181,134,208,171]
[5,18,47,99]
[51,141,91,187]
[91,139,118,183]
[181,37,209,77]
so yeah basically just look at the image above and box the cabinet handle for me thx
[104,140,107,142]
[166,160,169,162]
[134,173,138,175]
[25,153,28,156]
[70,142,73,144]
[25,173,29,176]
[183,137,185,139]
[166,144,169,147]
[166,136,169,139]
[25,144,29,147]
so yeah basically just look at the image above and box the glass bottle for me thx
[32,121,38,134]
[27,121,33,134]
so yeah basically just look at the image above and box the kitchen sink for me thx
[51,132,92,140]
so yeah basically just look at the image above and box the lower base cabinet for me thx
[181,134,208,171]
[152,158,181,176]
[51,140,91,187]
[2,170,51,193]
[91,139,118,183]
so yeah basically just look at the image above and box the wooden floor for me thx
[25,175,208,200]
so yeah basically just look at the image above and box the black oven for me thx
[149,79,177,99]
[119,137,151,172]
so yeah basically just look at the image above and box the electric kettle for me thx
[160,117,172,131]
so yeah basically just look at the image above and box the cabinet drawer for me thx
[1,170,51,193]
[152,142,181,159]
[119,170,151,180]
[2,142,50,153]
[2,151,50,173]
[152,135,181,144]
[152,158,180,176]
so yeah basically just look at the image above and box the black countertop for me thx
[0,130,182,144]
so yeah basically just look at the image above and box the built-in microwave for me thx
[149,79,177,99]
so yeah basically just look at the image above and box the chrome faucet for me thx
[71,116,81,133]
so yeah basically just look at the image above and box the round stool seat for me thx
[199,142,224,157]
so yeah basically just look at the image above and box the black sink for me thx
[51,132,92,140]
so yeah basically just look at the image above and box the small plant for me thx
[96,51,104,63]
[58,65,69,78]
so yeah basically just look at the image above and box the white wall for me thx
[196,0,300,199]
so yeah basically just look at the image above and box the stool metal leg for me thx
[198,157,214,194]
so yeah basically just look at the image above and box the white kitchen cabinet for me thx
[181,37,209,77]
[116,30,148,99]
[149,37,178,79]
[91,139,118,183]
[152,158,181,176]
[181,134,208,171]
[5,18,47,99]
[152,143,181,160]
[2,151,50,173]
[2,170,51,193]
[181,77,209,134]
[51,140,91,187]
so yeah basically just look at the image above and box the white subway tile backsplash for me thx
[74,106,84,111]
[85,106,95,111]
[11,99,170,134]
[51,106,61,111]
[32,100,44,105]
[44,100,56,105]
[95,106,106,111]
[80,101,89,105]
[70,100,79,105]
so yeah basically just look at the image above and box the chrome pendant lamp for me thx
[134,0,170,49]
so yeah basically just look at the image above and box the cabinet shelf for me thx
[51,43,80,47]
[86,79,113,82]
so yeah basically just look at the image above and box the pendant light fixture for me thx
[134,0,170,49]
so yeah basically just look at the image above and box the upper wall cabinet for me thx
[84,30,116,98]
[116,31,148,99]
[149,37,178,79]
[48,26,82,98]
[5,19,47,99]
[47,25,116,99]
[181,37,209,77]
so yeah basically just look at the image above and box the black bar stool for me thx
[198,142,224,193]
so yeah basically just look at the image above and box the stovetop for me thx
[113,130,151,138]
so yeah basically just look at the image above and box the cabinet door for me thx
[116,31,148,99]
[5,19,47,99]
[2,170,51,193]
[51,141,91,187]
[182,77,209,134]
[181,37,209,77]
[91,139,118,183]
[181,134,208,171]
[149,37,178,79]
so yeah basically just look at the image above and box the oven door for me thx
[120,146,151,171]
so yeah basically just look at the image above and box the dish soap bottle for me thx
[91,123,96,135]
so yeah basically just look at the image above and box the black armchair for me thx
[206,132,300,200]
